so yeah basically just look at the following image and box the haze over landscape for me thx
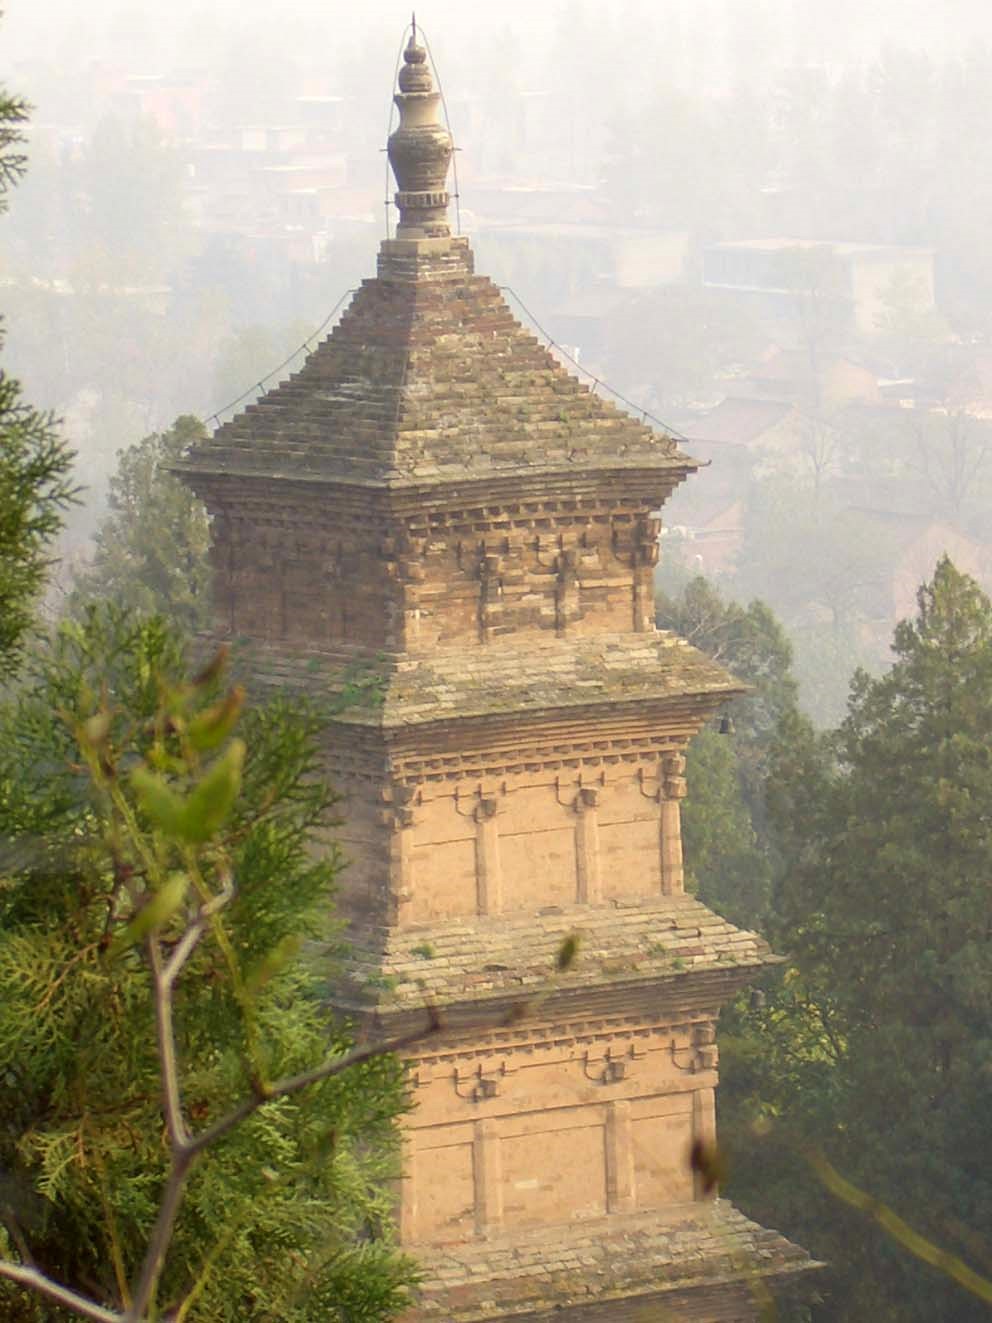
[5,0,992,721]
[3,8,992,1321]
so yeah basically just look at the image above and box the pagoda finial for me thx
[387,21,453,240]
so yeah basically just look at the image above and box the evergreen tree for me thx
[68,417,211,635]
[0,366,73,668]
[721,558,992,1322]
[0,82,75,672]
[0,606,413,1322]
[657,576,799,928]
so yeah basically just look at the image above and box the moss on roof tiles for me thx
[177,256,695,488]
[340,894,776,1016]
[235,630,743,728]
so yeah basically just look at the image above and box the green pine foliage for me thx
[0,82,76,673]
[68,416,212,635]
[720,557,992,1322]
[657,576,799,929]
[0,367,74,668]
[0,86,28,198]
[0,606,413,1322]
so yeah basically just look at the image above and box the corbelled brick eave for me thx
[403,1202,822,1323]
[170,455,701,495]
[234,632,746,730]
[337,960,777,1039]
[333,894,780,1029]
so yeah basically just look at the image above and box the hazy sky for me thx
[6,0,992,121]
[5,0,992,721]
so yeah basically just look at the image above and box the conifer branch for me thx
[121,911,445,1322]
[185,1009,444,1158]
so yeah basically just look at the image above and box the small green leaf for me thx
[112,872,189,953]
[131,765,187,837]
[146,745,186,775]
[186,685,245,752]
[245,934,303,993]
[178,739,245,843]
[191,644,230,689]
[81,710,112,748]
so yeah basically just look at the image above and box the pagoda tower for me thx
[177,30,816,1322]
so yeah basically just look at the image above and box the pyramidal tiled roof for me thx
[179,240,695,488]
[409,1202,820,1319]
[339,894,778,1021]
[236,631,744,728]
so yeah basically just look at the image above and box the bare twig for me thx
[186,1011,443,1158]
[0,1263,123,1323]
[146,938,189,1153]
[123,1149,193,1323]
[0,1214,35,1269]
[124,880,236,1320]
[806,1149,992,1307]
[122,1006,443,1320]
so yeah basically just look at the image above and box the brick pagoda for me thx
[177,30,816,1322]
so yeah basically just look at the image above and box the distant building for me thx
[120,73,204,140]
[851,509,992,627]
[740,345,883,408]
[703,237,936,337]
[665,499,747,579]
[482,222,689,291]
[677,395,843,485]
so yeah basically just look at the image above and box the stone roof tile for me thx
[340,894,777,1016]
[408,1202,820,1320]
[240,630,743,728]
[178,241,695,489]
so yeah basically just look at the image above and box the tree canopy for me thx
[657,576,799,929]
[67,416,212,635]
[0,607,413,1322]
[720,557,992,1322]
[0,82,75,673]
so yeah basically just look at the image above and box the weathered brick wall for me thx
[381,758,675,924]
[199,487,667,653]
[401,1014,717,1245]
[324,714,703,927]
[400,498,661,648]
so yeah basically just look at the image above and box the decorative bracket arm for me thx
[453,1063,505,1102]
[582,1047,633,1084]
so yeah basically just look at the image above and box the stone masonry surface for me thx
[177,34,818,1312]
[409,1202,820,1321]
[177,241,697,488]
[237,631,744,727]
[340,894,775,1018]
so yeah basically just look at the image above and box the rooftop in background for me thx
[677,397,795,448]
[708,237,934,260]
[703,237,936,336]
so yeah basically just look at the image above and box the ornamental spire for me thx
[387,23,453,239]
